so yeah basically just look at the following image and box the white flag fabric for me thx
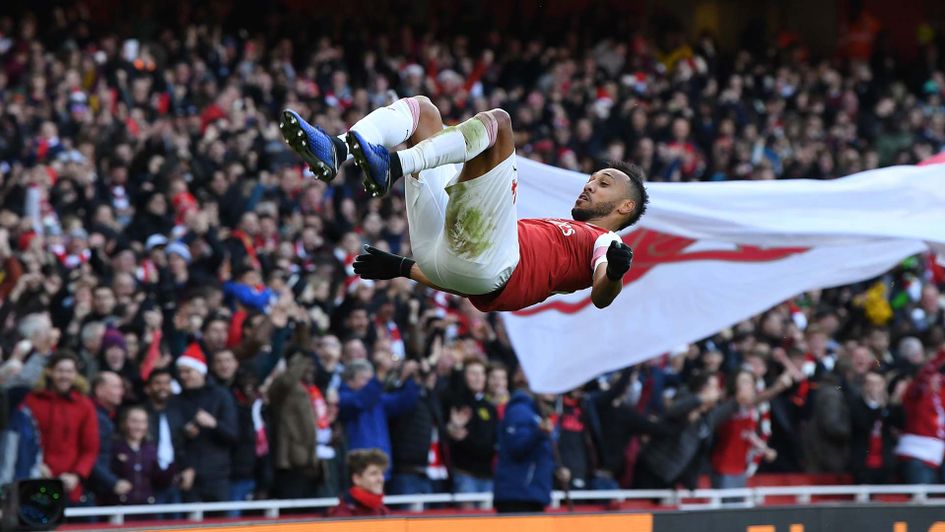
[505,158,945,393]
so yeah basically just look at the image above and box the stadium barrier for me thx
[652,505,945,532]
[67,504,945,532]
[61,485,945,526]
[148,514,655,532]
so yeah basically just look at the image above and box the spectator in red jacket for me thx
[894,347,945,484]
[23,351,99,504]
[327,449,391,518]
[710,370,778,490]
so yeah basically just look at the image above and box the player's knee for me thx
[414,95,439,119]
[409,95,444,145]
[487,108,512,132]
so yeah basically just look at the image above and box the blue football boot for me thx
[279,109,340,182]
[346,130,394,197]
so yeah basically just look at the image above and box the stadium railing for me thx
[63,485,945,525]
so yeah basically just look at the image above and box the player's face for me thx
[572,169,630,222]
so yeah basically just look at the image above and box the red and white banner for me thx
[506,157,945,393]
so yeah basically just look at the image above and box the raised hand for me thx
[605,241,633,281]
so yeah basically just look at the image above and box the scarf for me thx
[307,385,330,430]
[376,317,405,359]
[232,229,261,270]
[349,486,384,510]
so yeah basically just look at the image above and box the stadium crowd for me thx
[1,0,945,516]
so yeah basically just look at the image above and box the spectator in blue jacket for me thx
[0,403,43,484]
[493,388,557,514]
[223,267,276,313]
[338,359,419,472]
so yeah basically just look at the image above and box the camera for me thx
[0,480,66,531]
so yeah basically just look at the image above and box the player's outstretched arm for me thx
[353,245,465,296]
[407,264,465,297]
[591,241,633,309]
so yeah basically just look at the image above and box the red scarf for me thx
[866,418,885,469]
[560,397,585,432]
[294,240,316,272]
[139,329,162,382]
[427,427,448,480]
[307,385,330,429]
[376,317,405,359]
[349,487,384,510]
[136,259,159,284]
[232,229,261,270]
[747,379,773,477]
[226,309,248,348]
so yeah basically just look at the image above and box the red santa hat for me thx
[176,343,207,375]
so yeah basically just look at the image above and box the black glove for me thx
[353,245,416,280]
[605,241,633,281]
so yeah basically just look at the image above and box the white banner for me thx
[505,158,945,393]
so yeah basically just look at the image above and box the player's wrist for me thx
[605,264,628,281]
[398,257,416,278]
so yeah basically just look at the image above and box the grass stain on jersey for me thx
[445,185,494,259]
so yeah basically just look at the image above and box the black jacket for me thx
[88,404,119,497]
[848,394,896,483]
[445,391,497,479]
[231,389,258,481]
[146,399,187,466]
[173,384,238,482]
[578,369,667,478]
[389,385,445,474]
[638,394,736,488]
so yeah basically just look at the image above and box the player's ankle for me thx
[390,152,404,180]
[330,135,349,162]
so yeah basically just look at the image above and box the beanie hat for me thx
[101,328,127,354]
[176,343,207,375]
[165,241,192,264]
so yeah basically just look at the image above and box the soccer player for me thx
[279,96,647,311]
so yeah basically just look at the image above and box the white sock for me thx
[397,114,498,176]
[349,98,420,148]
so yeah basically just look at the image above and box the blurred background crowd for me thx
[1,0,945,516]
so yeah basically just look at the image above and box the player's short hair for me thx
[604,160,649,230]
[346,448,389,478]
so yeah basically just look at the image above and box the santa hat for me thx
[176,343,207,375]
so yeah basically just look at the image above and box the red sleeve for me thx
[907,349,945,401]
[73,399,100,478]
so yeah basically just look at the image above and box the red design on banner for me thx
[513,228,808,317]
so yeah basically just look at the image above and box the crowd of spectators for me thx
[1,0,945,517]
